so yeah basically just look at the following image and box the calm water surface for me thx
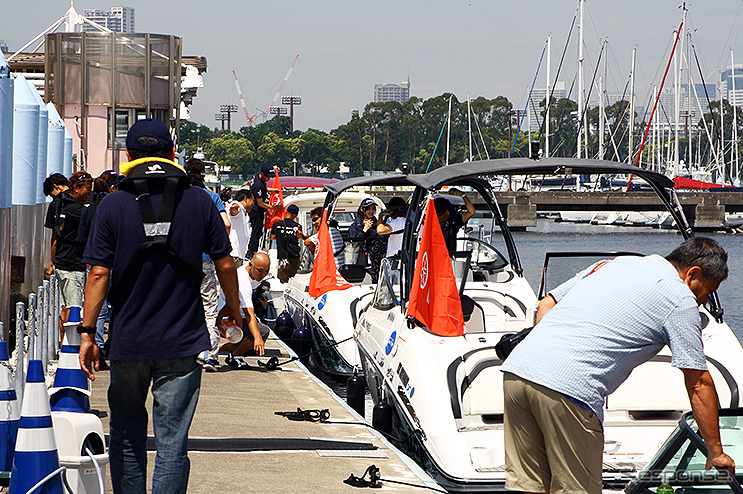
[513,220,743,342]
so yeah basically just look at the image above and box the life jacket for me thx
[111,157,204,306]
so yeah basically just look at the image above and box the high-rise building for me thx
[526,81,566,131]
[83,6,135,33]
[374,78,410,104]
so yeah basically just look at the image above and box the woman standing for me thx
[349,198,387,283]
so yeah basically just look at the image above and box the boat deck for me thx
[88,336,439,493]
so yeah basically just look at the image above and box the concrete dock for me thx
[88,336,442,493]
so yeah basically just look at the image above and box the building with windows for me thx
[526,81,566,132]
[82,6,135,33]
[374,78,410,104]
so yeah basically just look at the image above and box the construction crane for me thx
[232,70,255,126]
[232,54,300,126]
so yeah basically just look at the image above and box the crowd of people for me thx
[42,116,487,493]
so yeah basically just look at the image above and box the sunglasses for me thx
[311,217,320,222]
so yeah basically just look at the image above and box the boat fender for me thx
[371,402,393,437]
[346,369,365,416]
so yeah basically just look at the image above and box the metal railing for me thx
[12,275,62,405]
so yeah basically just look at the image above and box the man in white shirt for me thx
[227,189,254,267]
[377,197,407,258]
[217,252,271,369]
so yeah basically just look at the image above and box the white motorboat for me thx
[278,176,406,378]
[354,158,743,492]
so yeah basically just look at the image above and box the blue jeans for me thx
[108,356,202,494]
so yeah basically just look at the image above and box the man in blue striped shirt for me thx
[501,237,734,494]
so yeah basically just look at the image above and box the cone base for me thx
[50,389,90,413]
[0,420,19,472]
[9,450,63,494]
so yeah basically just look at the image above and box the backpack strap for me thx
[110,173,204,307]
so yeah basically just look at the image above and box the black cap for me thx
[261,164,274,175]
[126,118,174,152]
[287,204,299,214]
[360,198,376,208]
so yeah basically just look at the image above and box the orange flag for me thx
[406,198,464,337]
[309,209,352,297]
[265,167,285,229]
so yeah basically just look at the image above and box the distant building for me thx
[374,78,410,104]
[82,6,135,33]
[526,81,566,132]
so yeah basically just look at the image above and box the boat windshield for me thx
[625,410,743,493]
[538,252,642,299]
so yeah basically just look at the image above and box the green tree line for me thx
[179,92,733,179]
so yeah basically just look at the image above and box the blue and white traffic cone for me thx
[0,341,19,472]
[9,360,63,494]
[50,306,91,413]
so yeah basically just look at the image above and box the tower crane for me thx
[232,54,300,126]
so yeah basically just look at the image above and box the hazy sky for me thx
[4,1,743,132]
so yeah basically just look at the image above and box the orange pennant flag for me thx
[265,167,286,229]
[406,198,464,337]
[309,209,352,297]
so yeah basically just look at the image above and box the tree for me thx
[204,133,255,178]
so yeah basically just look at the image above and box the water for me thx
[512,220,743,342]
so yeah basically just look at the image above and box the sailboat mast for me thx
[674,12,685,177]
[599,40,606,160]
[687,31,693,169]
[546,35,551,158]
[467,94,473,162]
[629,47,636,165]
[720,69,725,183]
[732,49,740,184]
[446,95,452,166]
[577,0,585,159]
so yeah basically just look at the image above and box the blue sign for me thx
[385,330,397,355]
[318,294,327,310]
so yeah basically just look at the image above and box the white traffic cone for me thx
[9,360,63,494]
[0,341,19,473]
[50,306,90,412]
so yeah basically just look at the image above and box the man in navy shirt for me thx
[78,119,242,494]
[247,163,278,257]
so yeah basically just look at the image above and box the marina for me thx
[4,1,743,493]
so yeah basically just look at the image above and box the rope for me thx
[274,407,330,422]
[425,114,449,173]
[344,464,448,492]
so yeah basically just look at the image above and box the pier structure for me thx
[374,190,743,229]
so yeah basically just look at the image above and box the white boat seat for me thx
[459,347,505,416]
[461,295,487,334]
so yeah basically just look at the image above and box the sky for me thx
[3,1,743,132]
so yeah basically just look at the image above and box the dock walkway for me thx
[88,337,440,493]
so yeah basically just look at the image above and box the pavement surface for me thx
[87,336,442,493]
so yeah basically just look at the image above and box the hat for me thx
[261,164,274,175]
[360,198,376,209]
[126,118,174,152]
[99,169,120,186]
[286,204,299,214]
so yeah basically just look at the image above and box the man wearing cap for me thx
[44,170,94,327]
[247,164,279,257]
[271,203,304,283]
[78,118,242,494]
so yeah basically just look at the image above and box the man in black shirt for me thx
[44,170,93,325]
[433,189,475,252]
[247,164,278,257]
[271,204,304,283]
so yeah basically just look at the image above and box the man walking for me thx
[184,158,231,373]
[271,204,303,283]
[44,170,93,325]
[78,118,242,494]
[501,237,734,494]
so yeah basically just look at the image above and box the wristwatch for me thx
[76,325,97,335]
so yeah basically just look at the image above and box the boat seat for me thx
[460,347,504,416]
[340,264,366,284]
[607,356,689,412]
[461,295,487,334]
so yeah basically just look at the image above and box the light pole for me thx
[214,113,227,131]
[219,104,238,131]
[281,96,302,133]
